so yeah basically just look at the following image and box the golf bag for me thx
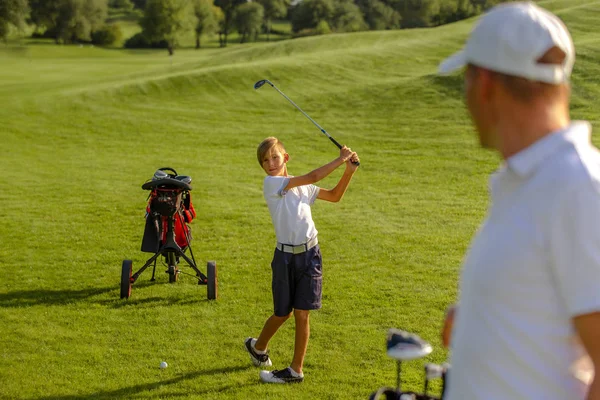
[141,171,196,253]
[120,167,217,300]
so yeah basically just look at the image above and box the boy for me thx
[245,137,359,383]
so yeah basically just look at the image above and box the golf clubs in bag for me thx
[120,167,217,300]
[370,329,450,400]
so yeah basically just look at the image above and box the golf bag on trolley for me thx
[141,170,196,255]
[120,167,217,300]
[369,329,449,400]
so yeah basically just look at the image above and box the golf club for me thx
[386,329,433,392]
[423,363,445,395]
[441,362,450,398]
[254,79,360,166]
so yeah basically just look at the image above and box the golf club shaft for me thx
[257,80,359,165]
[396,360,402,392]
[268,83,341,147]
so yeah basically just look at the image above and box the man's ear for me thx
[478,68,495,104]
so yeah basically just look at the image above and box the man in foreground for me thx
[438,2,599,399]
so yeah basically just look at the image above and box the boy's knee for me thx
[273,312,292,321]
[294,309,310,321]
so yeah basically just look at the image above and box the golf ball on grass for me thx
[160,361,168,369]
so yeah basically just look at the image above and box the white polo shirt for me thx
[447,121,599,400]
[263,175,320,245]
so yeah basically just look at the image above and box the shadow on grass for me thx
[106,294,211,309]
[0,287,115,308]
[426,73,464,98]
[32,365,255,400]
[0,279,213,308]
[0,282,151,308]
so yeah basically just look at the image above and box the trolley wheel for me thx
[120,260,133,299]
[207,261,217,300]
[167,252,178,283]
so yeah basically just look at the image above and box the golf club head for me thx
[254,79,270,90]
[153,169,169,181]
[386,329,433,361]
[175,175,192,185]
[425,363,445,379]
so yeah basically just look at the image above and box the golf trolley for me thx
[120,167,217,300]
[370,329,450,400]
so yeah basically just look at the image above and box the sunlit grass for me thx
[0,1,599,398]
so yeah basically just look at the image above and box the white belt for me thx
[276,237,318,254]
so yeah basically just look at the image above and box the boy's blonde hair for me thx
[257,137,286,166]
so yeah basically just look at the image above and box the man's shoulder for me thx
[559,143,600,188]
[533,136,600,185]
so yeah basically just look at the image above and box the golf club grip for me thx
[329,136,343,149]
[328,137,360,166]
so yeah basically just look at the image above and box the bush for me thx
[91,24,123,46]
[31,30,54,39]
[108,0,133,9]
[292,20,331,38]
[123,32,169,48]
[315,20,331,34]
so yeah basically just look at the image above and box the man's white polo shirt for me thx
[263,175,320,246]
[446,121,599,400]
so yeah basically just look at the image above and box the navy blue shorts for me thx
[271,244,323,317]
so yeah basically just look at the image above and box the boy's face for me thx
[261,146,288,176]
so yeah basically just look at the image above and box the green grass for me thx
[1,1,600,398]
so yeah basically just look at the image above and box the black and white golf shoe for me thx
[244,337,272,367]
[259,367,304,384]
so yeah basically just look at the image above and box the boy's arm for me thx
[284,146,354,191]
[317,154,359,203]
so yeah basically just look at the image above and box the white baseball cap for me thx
[438,2,574,84]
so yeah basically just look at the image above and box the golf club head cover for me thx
[182,192,196,223]
[386,329,432,360]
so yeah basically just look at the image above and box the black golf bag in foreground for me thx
[370,329,450,400]
[120,167,217,300]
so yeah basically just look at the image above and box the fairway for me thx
[1,0,600,398]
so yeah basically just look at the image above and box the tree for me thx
[0,0,29,42]
[193,0,219,48]
[233,1,263,43]
[91,23,123,45]
[140,0,193,55]
[29,0,62,38]
[213,0,245,47]
[355,0,400,30]
[256,0,289,41]
[131,0,147,9]
[28,0,107,43]
[290,0,334,34]
[56,0,107,43]
[471,0,504,10]
[108,0,134,10]
[330,0,366,33]
[436,0,476,25]
[394,0,440,28]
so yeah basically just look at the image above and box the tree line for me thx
[1,0,512,52]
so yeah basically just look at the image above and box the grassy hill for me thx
[1,0,599,398]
